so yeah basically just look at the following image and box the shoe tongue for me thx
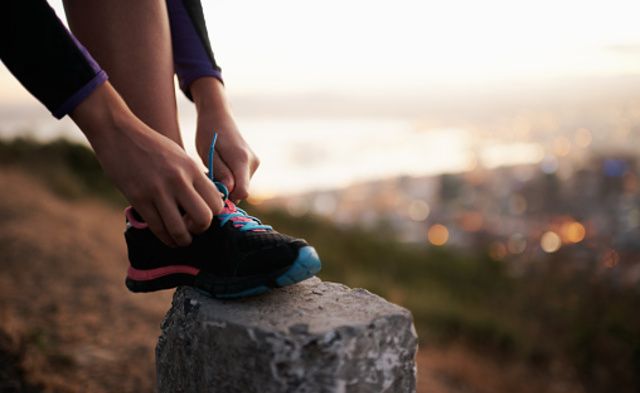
[220,199,254,227]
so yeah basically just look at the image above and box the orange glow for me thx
[460,212,484,232]
[561,222,586,244]
[489,242,507,261]
[540,231,561,253]
[602,249,619,268]
[428,224,449,246]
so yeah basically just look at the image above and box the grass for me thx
[1,137,639,392]
[0,137,126,205]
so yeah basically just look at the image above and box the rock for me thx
[156,277,418,393]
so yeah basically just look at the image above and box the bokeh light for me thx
[428,224,449,246]
[407,200,430,222]
[540,156,559,174]
[460,212,484,232]
[561,221,586,244]
[540,231,562,253]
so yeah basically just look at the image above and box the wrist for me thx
[70,81,136,145]
[195,116,237,163]
[190,77,231,116]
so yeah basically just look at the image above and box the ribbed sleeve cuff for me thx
[52,70,108,119]
[180,70,224,101]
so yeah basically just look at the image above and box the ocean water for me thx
[181,114,543,196]
[0,106,543,196]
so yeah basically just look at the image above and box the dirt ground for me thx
[0,168,583,393]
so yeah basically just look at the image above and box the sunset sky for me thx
[1,0,639,102]
[1,0,639,194]
[203,0,640,94]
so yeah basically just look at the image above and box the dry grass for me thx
[0,168,585,393]
[0,169,171,392]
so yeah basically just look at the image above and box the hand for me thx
[191,77,260,202]
[71,82,224,247]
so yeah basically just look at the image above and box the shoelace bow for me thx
[208,133,272,232]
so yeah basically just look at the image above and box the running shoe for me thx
[124,134,321,298]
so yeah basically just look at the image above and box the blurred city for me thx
[259,88,640,283]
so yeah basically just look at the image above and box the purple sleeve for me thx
[53,34,108,118]
[166,0,223,100]
[1,0,108,119]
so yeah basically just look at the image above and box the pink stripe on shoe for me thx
[127,265,200,281]
[125,206,148,229]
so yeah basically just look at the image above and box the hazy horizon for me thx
[1,0,639,196]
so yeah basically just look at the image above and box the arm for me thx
[166,0,260,201]
[0,0,108,118]
[166,0,222,99]
[1,0,223,246]
[71,82,224,247]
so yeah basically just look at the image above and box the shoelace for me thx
[208,133,272,232]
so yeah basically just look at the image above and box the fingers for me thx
[178,186,215,234]
[228,147,259,202]
[133,203,177,247]
[194,174,224,214]
[229,158,251,202]
[212,151,235,193]
[134,175,223,247]
[195,123,259,202]
[155,194,192,247]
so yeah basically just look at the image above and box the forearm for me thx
[70,79,225,247]
[70,81,135,147]
[190,77,237,158]
[191,77,231,117]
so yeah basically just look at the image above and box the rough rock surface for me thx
[156,277,418,393]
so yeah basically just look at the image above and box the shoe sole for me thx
[125,246,321,299]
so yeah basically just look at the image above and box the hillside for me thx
[1,138,638,393]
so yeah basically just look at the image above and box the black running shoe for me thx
[124,134,321,298]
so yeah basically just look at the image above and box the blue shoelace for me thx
[208,133,272,232]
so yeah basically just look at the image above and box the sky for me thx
[1,0,639,102]
[1,0,639,194]
[200,0,640,95]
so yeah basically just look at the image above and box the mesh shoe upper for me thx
[125,205,308,278]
